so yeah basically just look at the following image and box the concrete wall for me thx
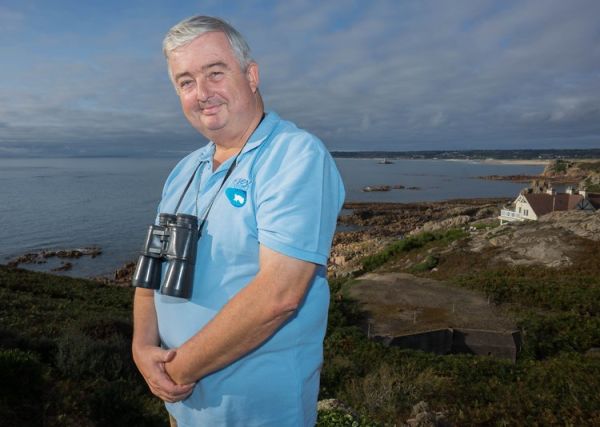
[375,328,522,362]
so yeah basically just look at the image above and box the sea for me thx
[0,156,544,278]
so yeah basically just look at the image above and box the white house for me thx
[499,186,600,224]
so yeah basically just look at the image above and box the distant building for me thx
[499,182,600,224]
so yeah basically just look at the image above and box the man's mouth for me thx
[200,102,222,115]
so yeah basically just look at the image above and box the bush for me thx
[408,255,439,272]
[55,319,134,381]
[0,349,45,426]
[88,379,166,427]
[360,229,467,273]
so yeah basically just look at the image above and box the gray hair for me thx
[163,16,253,71]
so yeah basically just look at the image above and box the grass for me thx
[358,228,467,274]
[320,229,600,425]
[0,265,167,426]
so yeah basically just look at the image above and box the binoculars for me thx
[132,213,198,299]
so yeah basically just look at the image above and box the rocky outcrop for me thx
[412,215,471,234]
[538,210,600,241]
[331,199,507,277]
[51,262,73,272]
[469,210,600,267]
[407,401,448,427]
[113,262,136,284]
[363,185,391,192]
[478,174,540,182]
[542,160,600,188]
[7,247,102,268]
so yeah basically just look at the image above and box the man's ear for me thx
[246,62,260,93]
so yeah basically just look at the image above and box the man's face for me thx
[167,31,259,141]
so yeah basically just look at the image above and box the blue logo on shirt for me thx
[226,187,247,207]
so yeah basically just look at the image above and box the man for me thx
[132,15,345,426]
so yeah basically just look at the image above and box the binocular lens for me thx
[132,213,199,299]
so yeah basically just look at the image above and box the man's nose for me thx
[196,79,211,103]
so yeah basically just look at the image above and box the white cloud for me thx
[1,0,599,155]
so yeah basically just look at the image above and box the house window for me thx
[518,207,522,213]
[524,209,528,216]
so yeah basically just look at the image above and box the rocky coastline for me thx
[3,198,510,284]
[7,247,102,272]
[330,198,509,277]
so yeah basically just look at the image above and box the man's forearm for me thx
[165,246,316,384]
[132,288,160,355]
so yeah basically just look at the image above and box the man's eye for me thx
[209,72,223,80]
[179,80,193,89]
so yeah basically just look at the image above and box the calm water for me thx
[0,157,543,278]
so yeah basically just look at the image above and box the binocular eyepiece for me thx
[132,212,198,299]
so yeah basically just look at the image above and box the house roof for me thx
[523,193,585,217]
[588,193,600,209]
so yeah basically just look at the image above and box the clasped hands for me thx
[133,344,195,403]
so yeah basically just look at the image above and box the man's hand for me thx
[133,345,195,403]
[164,246,317,384]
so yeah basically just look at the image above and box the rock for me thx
[412,215,471,234]
[7,247,102,268]
[538,210,600,241]
[362,185,391,192]
[51,262,73,272]
[447,206,479,217]
[406,401,447,427]
[330,199,510,277]
[478,174,540,182]
[474,205,499,219]
[114,262,137,284]
[317,399,356,415]
[469,210,599,267]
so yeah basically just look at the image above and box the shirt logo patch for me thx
[226,187,247,207]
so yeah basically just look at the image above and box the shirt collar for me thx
[193,110,279,166]
[240,110,279,154]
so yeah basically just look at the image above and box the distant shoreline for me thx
[446,159,550,166]
[333,157,550,166]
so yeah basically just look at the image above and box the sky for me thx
[1,0,599,157]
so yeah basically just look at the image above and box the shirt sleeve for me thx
[254,134,345,265]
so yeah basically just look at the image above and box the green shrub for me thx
[87,379,166,427]
[360,229,467,273]
[0,349,45,426]
[317,408,381,427]
[409,255,439,272]
[55,320,134,381]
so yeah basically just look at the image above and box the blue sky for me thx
[1,0,599,157]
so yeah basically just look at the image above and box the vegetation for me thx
[0,266,166,426]
[548,159,571,174]
[359,229,467,274]
[320,230,600,425]
[2,225,600,425]
[577,160,600,174]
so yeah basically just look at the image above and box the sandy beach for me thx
[443,158,550,166]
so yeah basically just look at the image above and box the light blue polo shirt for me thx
[154,111,345,426]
